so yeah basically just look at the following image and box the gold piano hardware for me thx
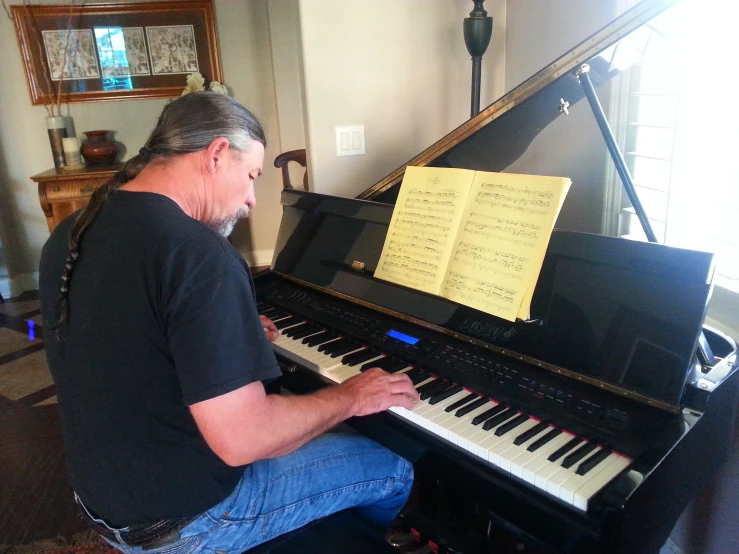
[350,261,366,271]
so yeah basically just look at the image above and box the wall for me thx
[0,0,284,298]
[297,0,507,198]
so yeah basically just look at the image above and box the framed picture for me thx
[11,0,222,105]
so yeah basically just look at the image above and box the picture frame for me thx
[11,0,223,105]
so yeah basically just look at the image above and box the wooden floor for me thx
[0,292,88,546]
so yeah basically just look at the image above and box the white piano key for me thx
[546,447,602,498]
[486,418,541,470]
[572,454,632,511]
[508,426,558,478]
[558,451,617,506]
[533,436,584,490]
[520,433,573,484]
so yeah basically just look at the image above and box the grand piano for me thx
[253,1,739,552]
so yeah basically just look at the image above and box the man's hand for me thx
[339,368,420,417]
[260,315,280,342]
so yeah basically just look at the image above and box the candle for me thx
[62,136,83,167]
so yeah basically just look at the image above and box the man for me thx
[39,92,420,553]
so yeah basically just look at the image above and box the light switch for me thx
[336,125,365,156]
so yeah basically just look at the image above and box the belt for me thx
[75,496,196,550]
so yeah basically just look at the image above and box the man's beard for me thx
[208,205,250,237]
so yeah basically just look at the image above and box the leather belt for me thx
[75,496,196,550]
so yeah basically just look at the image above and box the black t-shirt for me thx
[39,190,281,527]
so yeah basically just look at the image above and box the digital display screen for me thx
[387,330,419,345]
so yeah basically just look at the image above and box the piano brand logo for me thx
[458,316,517,342]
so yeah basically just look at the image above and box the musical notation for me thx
[374,166,571,320]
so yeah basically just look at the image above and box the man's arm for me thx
[190,368,419,466]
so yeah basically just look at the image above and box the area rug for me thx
[0,532,118,554]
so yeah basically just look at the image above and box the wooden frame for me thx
[11,0,222,105]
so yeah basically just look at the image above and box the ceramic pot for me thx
[81,130,118,165]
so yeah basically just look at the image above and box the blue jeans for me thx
[101,433,413,554]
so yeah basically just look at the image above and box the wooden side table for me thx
[31,164,123,233]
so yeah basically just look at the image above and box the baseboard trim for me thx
[0,272,39,300]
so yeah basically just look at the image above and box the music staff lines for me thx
[386,240,443,262]
[479,182,555,199]
[469,211,542,231]
[464,223,536,247]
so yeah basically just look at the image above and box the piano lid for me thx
[272,190,714,412]
[357,0,679,232]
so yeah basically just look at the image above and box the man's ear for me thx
[204,137,231,174]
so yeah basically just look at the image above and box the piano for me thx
[253,1,739,552]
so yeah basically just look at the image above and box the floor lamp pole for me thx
[464,0,493,118]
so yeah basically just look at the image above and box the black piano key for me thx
[303,331,338,346]
[266,310,289,320]
[318,338,350,353]
[420,380,454,401]
[527,428,562,452]
[513,421,549,446]
[561,442,599,469]
[471,403,508,426]
[576,448,612,476]
[416,377,443,394]
[493,413,530,436]
[342,349,381,366]
[282,322,312,337]
[429,384,463,405]
[547,437,584,463]
[408,371,431,386]
[482,408,516,431]
[327,341,361,357]
[455,397,490,417]
[274,316,302,330]
[445,393,478,412]
[257,305,275,315]
[291,326,323,340]
[378,357,408,371]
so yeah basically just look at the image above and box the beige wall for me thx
[0,0,284,298]
[298,0,506,198]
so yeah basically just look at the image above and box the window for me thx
[612,0,738,291]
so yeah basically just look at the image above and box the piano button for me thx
[572,454,632,510]
[561,442,598,469]
[304,332,338,346]
[428,384,463,405]
[513,421,549,446]
[482,408,517,431]
[527,428,563,452]
[455,397,489,417]
[519,434,573,484]
[471,403,506,426]
[341,349,381,366]
[274,316,302,330]
[546,436,583,463]
[493,413,530,437]
[576,447,611,476]
[445,393,479,412]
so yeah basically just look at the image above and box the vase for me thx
[81,130,118,165]
[46,116,68,169]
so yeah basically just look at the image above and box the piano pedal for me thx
[386,530,417,549]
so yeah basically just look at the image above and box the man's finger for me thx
[390,393,416,410]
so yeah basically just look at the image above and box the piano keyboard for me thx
[261,305,632,512]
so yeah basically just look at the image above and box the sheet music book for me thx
[373,166,571,322]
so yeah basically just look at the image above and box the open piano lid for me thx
[358,0,680,217]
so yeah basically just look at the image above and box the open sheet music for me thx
[373,166,571,322]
